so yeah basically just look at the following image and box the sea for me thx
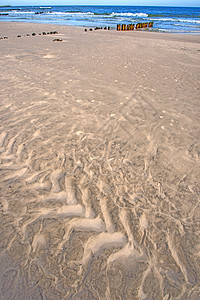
[0,5,200,34]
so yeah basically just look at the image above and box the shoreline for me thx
[1,21,200,42]
[1,19,200,36]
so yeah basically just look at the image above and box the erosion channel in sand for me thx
[0,22,200,299]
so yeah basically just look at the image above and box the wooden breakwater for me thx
[117,22,153,31]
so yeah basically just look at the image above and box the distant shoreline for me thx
[0,20,200,36]
[0,21,200,40]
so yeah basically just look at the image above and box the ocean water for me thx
[0,5,200,34]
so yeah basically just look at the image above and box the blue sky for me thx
[1,0,200,7]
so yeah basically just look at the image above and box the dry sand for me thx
[0,22,200,300]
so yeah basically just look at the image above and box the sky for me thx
[1,0,200,7]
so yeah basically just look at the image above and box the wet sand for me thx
[0,22,200,300]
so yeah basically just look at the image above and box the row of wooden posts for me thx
[117,22,153,31]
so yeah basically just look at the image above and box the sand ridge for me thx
[0,22,200,299]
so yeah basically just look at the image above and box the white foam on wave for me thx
[150,17,200,24]
[11,11,35,14]
[47,11,94,16]
[47,11,148,18]
[111,12,148,17]
[178,18,200,24]
[150,18,175,22]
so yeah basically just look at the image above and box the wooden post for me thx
[121,24,126,31]
[117,23,136,31]
[148,22,154,28]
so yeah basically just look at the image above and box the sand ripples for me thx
[0,23,200,299]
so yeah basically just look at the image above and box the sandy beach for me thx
[0,22,200,299]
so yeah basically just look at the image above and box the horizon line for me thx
[6,4,200,8]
